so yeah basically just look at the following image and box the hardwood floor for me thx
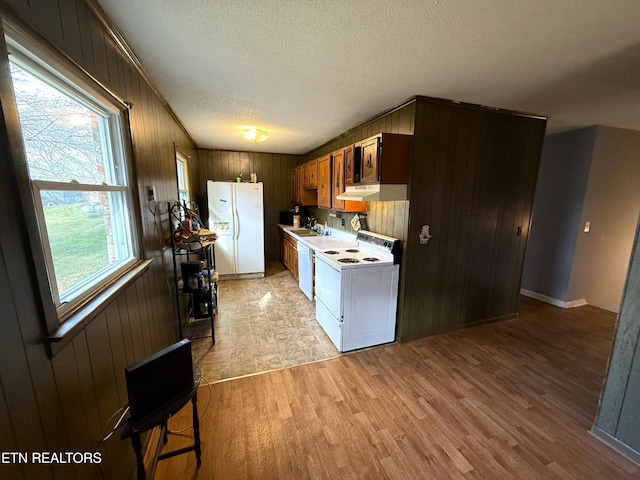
[154,296,640,479]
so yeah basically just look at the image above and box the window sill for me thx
[47,258,154,358]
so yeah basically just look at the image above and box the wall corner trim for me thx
[590,426,640,466]
[520,289,588,309]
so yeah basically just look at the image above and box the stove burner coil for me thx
[362,257,380,262]
[338,258,360,263]
[345,249,360,253]
[324,250,339,255]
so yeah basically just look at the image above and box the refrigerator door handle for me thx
[235,206,240,240]
[232,188,239,272]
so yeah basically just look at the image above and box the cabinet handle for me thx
[366,154,372,168]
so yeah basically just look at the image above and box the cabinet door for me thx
[302,163,310,188]
[344,144,359,185]
[291,241,299,280]
[317,155,331,209]
[360,136,380,184]
[331,149,345,211]
[283,234,298,280]
[285,239,292,270]
[293,165,316,205]
[307,159,318,188]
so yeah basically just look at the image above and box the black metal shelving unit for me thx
[169,201,217,345]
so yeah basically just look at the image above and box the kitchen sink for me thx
[290,229,319,237]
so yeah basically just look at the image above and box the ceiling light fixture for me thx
[242,126,268,143]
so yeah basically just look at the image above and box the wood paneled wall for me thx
[0,1,196,478]
[196,149,303,262]
[400,98,547,340]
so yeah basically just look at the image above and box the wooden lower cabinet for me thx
[279,229,298,280]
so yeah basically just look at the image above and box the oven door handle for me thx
[315,253,340,272]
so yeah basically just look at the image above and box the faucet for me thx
[307,217,317,230]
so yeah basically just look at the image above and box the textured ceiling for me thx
[96,0,640,154]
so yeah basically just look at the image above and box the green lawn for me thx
[43,204,110,294]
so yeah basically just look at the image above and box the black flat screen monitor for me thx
[125,339,194,421]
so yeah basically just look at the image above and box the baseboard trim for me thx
[590,426,640,466]
[399,313,519,343]
[520,289,587,309]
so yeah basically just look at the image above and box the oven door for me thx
[314,254,342,317]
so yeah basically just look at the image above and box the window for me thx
[7,37,138,321]
[176,153,190,205]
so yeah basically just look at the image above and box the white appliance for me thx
[314,231,401,352]
[207,181,265,278]
[297,242,313,301]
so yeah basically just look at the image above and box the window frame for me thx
[3,22,142,327]
[176,151,190,205]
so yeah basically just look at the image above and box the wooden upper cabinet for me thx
[330,148,367,212]
[359,133,410,185]
[331,149,345,211]
[317,155,331,209]
[302,163,310,188]
[306,159,318,188]
[344,144,360,185]
[293,165,316,206]
[360,136,379,184]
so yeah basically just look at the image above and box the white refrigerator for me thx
[207,181,265,278]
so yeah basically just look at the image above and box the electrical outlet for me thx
[147,185,156,202]
[341,218,345,226]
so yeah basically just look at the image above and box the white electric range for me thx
[314,230,401,352]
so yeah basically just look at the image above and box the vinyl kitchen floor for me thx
[187,262,341,383]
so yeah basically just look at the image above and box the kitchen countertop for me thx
[278,224,357,250]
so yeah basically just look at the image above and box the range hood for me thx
[336,184,407,202]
